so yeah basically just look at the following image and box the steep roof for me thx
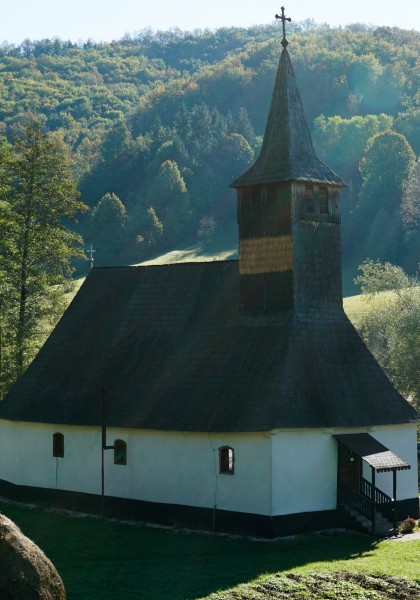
[0,262,417,432]
[231,48,346,188]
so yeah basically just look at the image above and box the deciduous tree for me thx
[0,123,86,395]
[355,260,420,410]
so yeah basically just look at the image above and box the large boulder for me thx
[0,513,66,599]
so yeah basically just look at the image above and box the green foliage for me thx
[402,158,420,231]
[359,131,415,215]
[0,26,418,281]
[89,192,127,265]
[398,517,417,534]
[353,131,416,266]
[0,122,86,396]
[355,260,420,408]
[313,113,393,180]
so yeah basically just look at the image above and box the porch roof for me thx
[334,433,411,472]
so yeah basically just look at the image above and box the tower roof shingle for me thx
[231,48,346,188]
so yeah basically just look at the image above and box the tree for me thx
[90,192,127,264]
[401,158,420,232]
[359,131,415,217]
[356,131,415,263]
[313,113,393,180]
[355,260,420,409]
[144,160,190,245]
[0,123,86,394]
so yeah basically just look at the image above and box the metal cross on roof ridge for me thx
[87,244,96,269]
[275,6,292,48]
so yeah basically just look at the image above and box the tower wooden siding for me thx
[237,181,342,310]
[237,183,293,309]
[292,183,343,313]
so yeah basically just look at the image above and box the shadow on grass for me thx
[0,499,379,600]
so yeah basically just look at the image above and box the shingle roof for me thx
[334,433,411,472]
[231,48,346,188]
[0,262,417,432]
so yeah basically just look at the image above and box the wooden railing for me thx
[339,478,396,531]
[361,478,394,523]
[338,481,373,521]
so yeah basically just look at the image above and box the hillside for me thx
[0,24,419,294]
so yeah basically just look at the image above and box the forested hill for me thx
[1,23,419,291]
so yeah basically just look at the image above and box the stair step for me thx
[343,505,394,535]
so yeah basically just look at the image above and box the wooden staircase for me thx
[338,479,396,536]
[344,505,395,537]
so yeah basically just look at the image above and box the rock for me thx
[0,513,66,599]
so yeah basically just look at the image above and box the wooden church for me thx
[0,10,418,537]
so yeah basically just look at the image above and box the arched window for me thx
[53,433,64,458]
[219,446,234,475]
[114,439,127,465]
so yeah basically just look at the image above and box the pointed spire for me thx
[231,40,345,188]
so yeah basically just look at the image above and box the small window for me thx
[304,186,315,214]
[319,187,329,214]
[114,439,127,465]
[219,446,234,475]
[53,433,64,458]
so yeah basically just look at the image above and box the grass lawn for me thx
[1,499,419,600]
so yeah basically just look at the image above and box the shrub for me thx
[398,517,417,534]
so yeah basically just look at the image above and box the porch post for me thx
[371,467,376,534]
[393,470,397,529]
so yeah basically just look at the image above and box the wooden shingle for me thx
[0,262,417,432]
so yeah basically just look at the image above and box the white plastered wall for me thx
[0,420,417,518]
[360,424,418,500]
[270,424,418,517]
[0,420,272,516]
[270,429,338,515]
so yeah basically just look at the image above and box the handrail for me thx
[338,481,373,521]
[361,477,394,522]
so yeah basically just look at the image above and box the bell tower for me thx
[231,7,346,311]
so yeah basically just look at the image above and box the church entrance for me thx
[334,433,411,532]
[338,445,361,492]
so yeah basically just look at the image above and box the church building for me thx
[0,9,418,537]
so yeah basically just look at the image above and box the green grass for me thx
[343,290,398,328]
[1,499,419,600]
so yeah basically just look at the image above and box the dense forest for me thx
[0,22,419,291]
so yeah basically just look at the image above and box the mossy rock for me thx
[0,513,65,599]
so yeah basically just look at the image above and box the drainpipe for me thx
[101,387,115,518]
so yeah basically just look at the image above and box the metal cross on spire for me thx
[275,6,292,48]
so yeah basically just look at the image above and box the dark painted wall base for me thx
[0,479,417,538]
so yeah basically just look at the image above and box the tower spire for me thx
[275,6,292,48]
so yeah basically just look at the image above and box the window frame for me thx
[304,185,315,215]
[319,186,329,214]
[114,439,127,466]
[302,185,330,220]
[219,446,235,475]
[53,432,64,458]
